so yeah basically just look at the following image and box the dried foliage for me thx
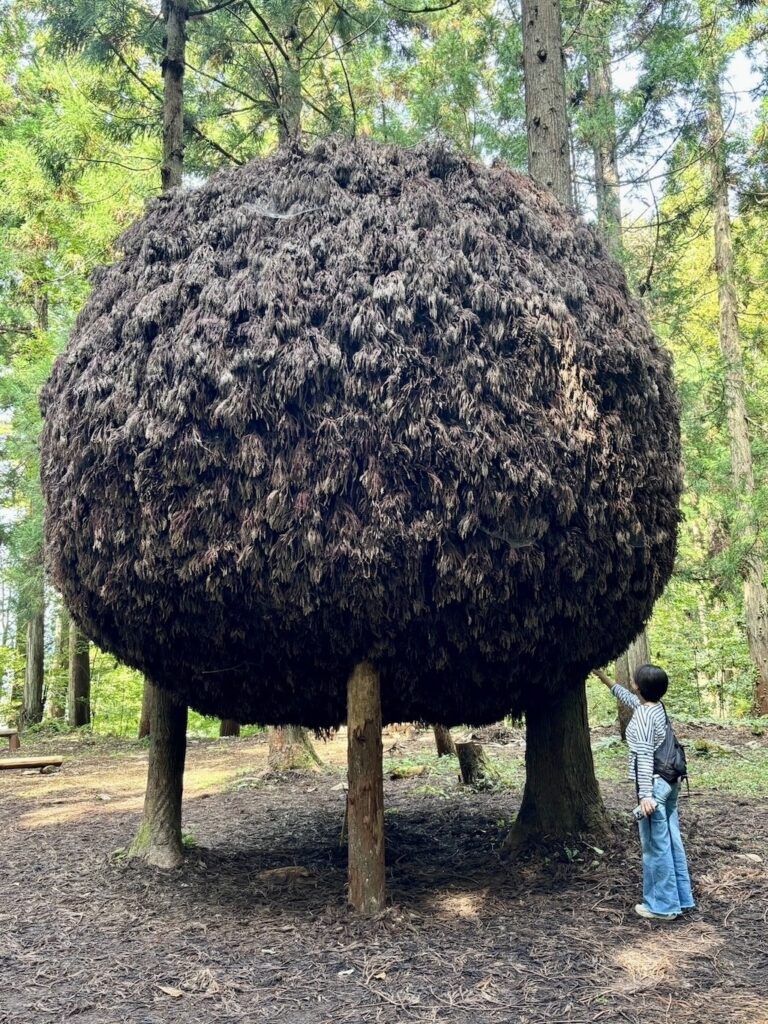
[41,138,681,726]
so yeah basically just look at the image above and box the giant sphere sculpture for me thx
[41,138,682,727]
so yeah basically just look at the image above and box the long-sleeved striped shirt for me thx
[611,684,667,799]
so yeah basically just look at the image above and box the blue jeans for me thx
[638,777,695,916]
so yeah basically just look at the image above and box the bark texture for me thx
[508,682,606,848]
[586,43,621,255]
[219,718,241,737]
[130,686,188,869]
[433,724,456,757]
[347,661,385,914]
[521,0,572,205]
[67,622,91,727]
[160,0,187,192]
[268,726,322,770]
[706,65,768,715]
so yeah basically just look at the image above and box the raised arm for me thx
[592,668,641,710]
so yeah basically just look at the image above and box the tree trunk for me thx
[432,724,456,757]
[49,607,69,719]
[586,40,622,255]
[347,661,385,914]
[67,622,91,727]
[706,59,768,715]
[584,31,653,734]
[520,0,572,206]
[219,718,240,737]
[10,609,26,722]
[507,681,606,850]
[21,610,45,728]
[615,631,649,739]
[128,0,190,868]
[519,7,605,841]
[268,725,322,770]
[138,678,153,739]
[160,0,188,191]
[130,685,188,869]
[456,741,496,788]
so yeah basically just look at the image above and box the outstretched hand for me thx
[593,668,615,689]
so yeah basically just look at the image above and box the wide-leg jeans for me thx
[637,777,695,916]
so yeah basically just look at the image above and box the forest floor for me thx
[1,720,767,1024]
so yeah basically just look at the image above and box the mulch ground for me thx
[1,729,766,1024]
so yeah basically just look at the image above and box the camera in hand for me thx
[632,801,657,821]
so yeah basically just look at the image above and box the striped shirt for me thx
[612,684,667,799]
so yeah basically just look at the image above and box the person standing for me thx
[596,664,695,920]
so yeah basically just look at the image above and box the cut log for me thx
[432,724,456,757]
[0,756,63,771]
[347,661,385,915]
[0,728,20,753]
[456,741,496,789]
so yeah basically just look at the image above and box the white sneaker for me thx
[635,903,678,921]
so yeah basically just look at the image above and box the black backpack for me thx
[653,702,688,786]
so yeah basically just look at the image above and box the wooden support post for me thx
[347,661,385,915]
[129,684,188,869]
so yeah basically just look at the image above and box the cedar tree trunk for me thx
[706,61,768,715]
[49,607,69,719]
[615,631,649,740]
[347,661,385,914]
[585,30,652,728]
[160,0,187,191]
[130,685,188,869]
[138,677,153,739]
[520,9,605,840]
[21,610,45,728]
[508,681,606,849]
[129,0,191,864]
[67,622,91,727]
[521,0,572,206]
[433,724,456,757]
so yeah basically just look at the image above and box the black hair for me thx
[634,663,669,702]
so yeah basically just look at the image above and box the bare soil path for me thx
[1,725,766,1023]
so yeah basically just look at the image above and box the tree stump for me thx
[347,661,385,915]
[268,725,322,770]
[433,724,456,757]
[456,741,495,788]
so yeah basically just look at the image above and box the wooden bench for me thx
[0,756,63,772]
[0,727,20,753]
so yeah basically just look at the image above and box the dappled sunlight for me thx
[431,889,490,920]
[611,925,721,993]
